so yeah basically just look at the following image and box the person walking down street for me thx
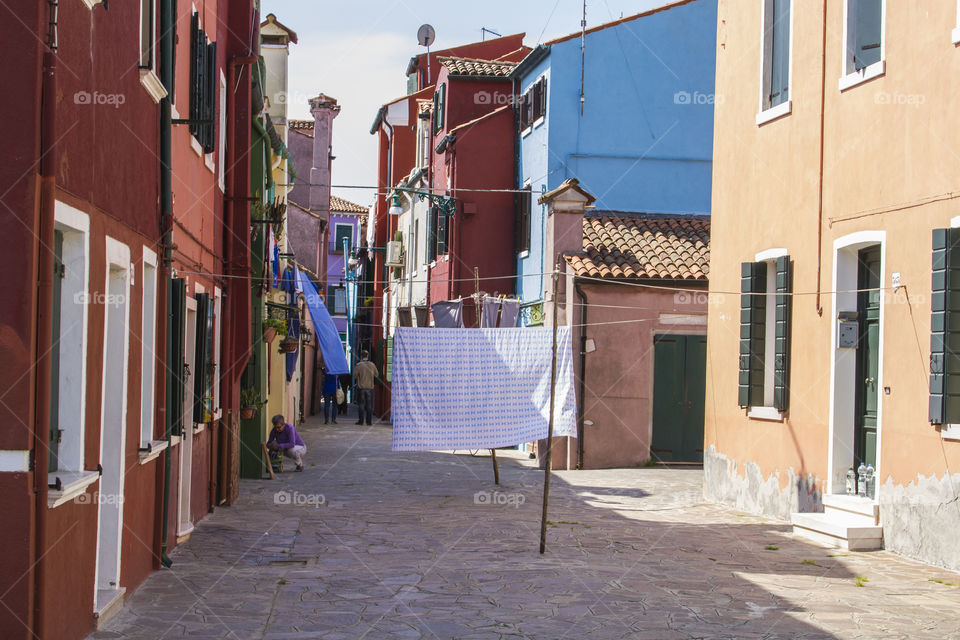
[322,371,340,425]
[267,414,306,472]
[353,350,379,426]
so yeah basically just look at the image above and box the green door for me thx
[855,247,881,467]
[651,334,707,463]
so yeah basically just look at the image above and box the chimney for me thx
[538,178,596,326]
[308,94,341,217]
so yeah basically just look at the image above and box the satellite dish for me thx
[417,24,436,47]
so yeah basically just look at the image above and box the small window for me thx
[518,77,547,130]
[433,84,446,134]
[844,0,883,75]
[516,185,532,254]
[328,286,347,316]
[332,224,352,254]
[739,255,793,414]
[761,0,791,110]
[140,258,158,447]
[139,0,154,69]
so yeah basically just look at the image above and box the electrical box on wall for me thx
[837,311,858,349]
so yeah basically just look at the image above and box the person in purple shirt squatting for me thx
[266,414,306,472]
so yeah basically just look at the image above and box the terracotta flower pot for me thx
[280,338,298,353]
[263,326,278,344]
[240,406,257,420]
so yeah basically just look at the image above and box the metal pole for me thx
[539,266,560,554]
[474,266,500,484]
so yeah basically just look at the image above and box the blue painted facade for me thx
[514,0,717,309]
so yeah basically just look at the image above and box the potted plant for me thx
[262,316,286,345]
[240,388,265,420]
[279,335,299,353]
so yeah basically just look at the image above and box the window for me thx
[842,0,884,82]
[140,254,158,448]
[519,76,547,130]
[930,229,960,425]
[332,224,352,254]
[194,293,214,424]
[139,0,154,68]
[213,288,221,414]
[433,83,446,134]
[954,1,960,44]
[218,72,226,191]
[412,219,419,274]
[760,0,791,112]
[516,185,532,254]
[189,12,217,152]
[738,255,793,416]
[427,206,450,261]
[328,286,347,316]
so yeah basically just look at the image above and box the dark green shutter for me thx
[167,278,186,435]
[203,41,217,152]
[327,286,336,314]
[433,84,445,133]
[738,262,767,407]
[773,256,792,411]
[427,206,438,262]
[930,228,960,423]
[49,231,64,471]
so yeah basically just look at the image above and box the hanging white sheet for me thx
[391,327,578,451]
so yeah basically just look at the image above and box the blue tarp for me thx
[295,266,349,375]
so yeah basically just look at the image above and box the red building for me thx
[0,1,256,637]
[368,35,528,416]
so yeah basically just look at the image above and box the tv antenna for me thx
[417,24,436,86]
[481,27,501,41]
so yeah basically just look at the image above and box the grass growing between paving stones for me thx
[764,545,780,551]
[828,553,849,557]
[802,559,820,567]
[855,576,869,587]
[930,578,956,586]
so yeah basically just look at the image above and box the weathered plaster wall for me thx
[704,446,822,521]
[880,472,960,572]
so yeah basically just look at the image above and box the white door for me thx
[95,263,130,609]
[178,304,197,535]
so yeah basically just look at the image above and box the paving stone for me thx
[90,414,960,640]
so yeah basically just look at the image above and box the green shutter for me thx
[738,262,767,407]
[433,84,446,133]
[49,231,64,472]
[773,256,792,412]
[930,228,960,423]
[327,286,336,314]
[167,278,186,436]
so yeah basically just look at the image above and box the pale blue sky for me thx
[261,0,672,205]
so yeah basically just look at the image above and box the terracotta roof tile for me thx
[289,119,314,137]
[438,56,516,77]
[330,195,367,214]
[566,214,709,281]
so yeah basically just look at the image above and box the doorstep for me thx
[791,512,883,551]
[94,587,126,628]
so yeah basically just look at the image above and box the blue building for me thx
[512,0,717,320]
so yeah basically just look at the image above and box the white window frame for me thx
[213,287,222,417]
[332,286,347,317]
[51,202,90,478]
[756,0,793,125]
[953,0,960,45]
[839,0,886,91]
[218,71,226,192]
[747,248,787,421]
[139,249,160,452]
[138,0,167,103]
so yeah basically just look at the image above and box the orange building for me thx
[705,0,960,569]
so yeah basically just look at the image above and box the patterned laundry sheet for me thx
[391,327,578,451]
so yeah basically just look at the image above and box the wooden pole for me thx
[474,266,500,484]
[539,266,560,554]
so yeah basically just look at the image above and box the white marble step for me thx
[822,494,879,524]
[791,512,883,551]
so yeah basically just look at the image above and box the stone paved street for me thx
[92,415,960,639]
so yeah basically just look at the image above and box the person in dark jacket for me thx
[322,371,339,424]
[266,414,306,472]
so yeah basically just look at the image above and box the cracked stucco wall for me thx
[880,472,960,571]
[703,446,822,520]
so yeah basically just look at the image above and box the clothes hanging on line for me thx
[480,296,501,328]
[431,299,464,328]
[390,327,578,451]
[499,298,520,328]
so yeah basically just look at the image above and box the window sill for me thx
[139,69,167,104]
[747,406,784,422]
[81,0,101,8]
[517,250,530,259]
[170,434,182,446]
[204,153,215,174]
[942,424,960,441]
[47,470,99,509]
[194,423,206,434]
[838,60,885,92]
[520,126,533,139]
[138,439,169,465]
[533,116,545,129]
[755,100,792,126]
[953,26,960,45]
[190,136,203,157]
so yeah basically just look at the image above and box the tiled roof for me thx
[330,195,367,214]
[566,214,709,280]
[438,56,516,77]
[289,119,314,137]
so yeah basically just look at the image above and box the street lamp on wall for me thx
[388,193,403,216]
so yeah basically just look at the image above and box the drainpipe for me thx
[815,0,827,317]
[447,139,458,302]
[574,279,588,469]
[32,2,58,635]
[158,0,175,569]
